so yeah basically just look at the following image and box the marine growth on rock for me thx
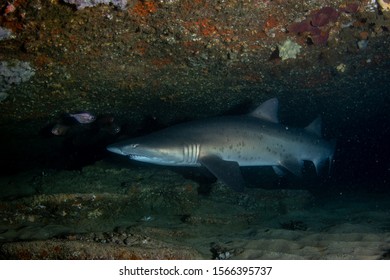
[0,27,14,41]
[278,39,302,60]
[62,0,128,10]
[0,60,35,102]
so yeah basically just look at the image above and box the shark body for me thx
[107,98,335,192]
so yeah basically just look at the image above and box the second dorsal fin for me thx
[305,117,322,137]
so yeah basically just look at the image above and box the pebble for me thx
[357,40,368,49]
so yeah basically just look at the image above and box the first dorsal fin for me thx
[249,98,279,123]
[305,117,322,137]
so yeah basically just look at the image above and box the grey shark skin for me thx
[107,98,336,192]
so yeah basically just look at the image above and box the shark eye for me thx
[131,144,139,148]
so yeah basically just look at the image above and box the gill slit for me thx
[183,144,200,164]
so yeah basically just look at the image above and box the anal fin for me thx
[279,158,303,177]
[272,166,285,177]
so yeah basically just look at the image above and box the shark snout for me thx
[107,145,124,155]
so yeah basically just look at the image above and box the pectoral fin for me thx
[199,155,245,192]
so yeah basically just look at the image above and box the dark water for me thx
[5,93,390,191]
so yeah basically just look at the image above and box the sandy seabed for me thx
[0,162,389,260]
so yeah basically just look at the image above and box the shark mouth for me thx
[128,154,150,160]
[128,154,165,163]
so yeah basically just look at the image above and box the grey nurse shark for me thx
[107,98,336,192]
